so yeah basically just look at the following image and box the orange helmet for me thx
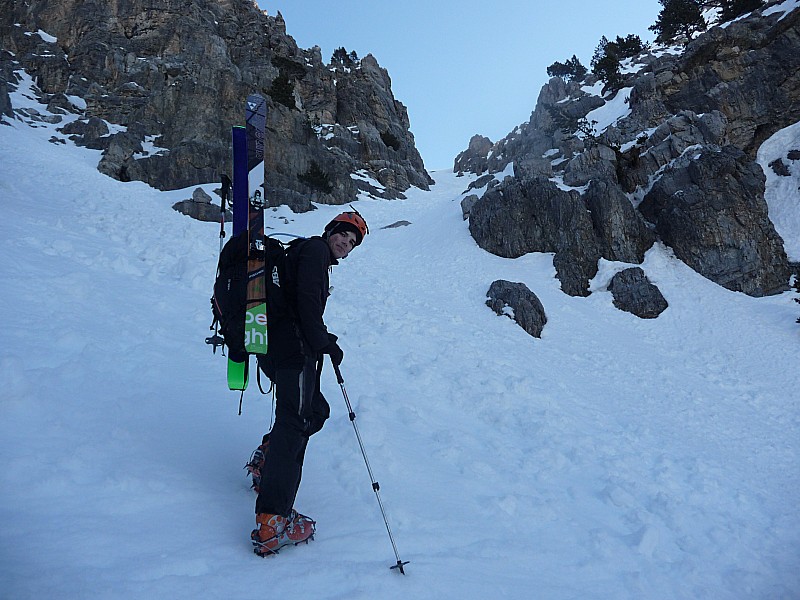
[325,209,369,246]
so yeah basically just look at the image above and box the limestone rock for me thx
[486,280,547,338]
[172,200,229,223]
[192,188,212,203]
[461,194,479,220]
[639,145,790,296]
[454,135,493,176]
[584,179,655,263]
[608,268,668,319]
[458,6,798,299]
[469,177,601,296]
[0,0,431,206]
[381,220,411,229]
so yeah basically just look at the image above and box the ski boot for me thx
[245,434,269,493]
[251,509,316,557]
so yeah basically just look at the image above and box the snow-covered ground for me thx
[1,86,799,599]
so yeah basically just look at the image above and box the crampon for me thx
[251,510,316,557]
[245,435,269,493]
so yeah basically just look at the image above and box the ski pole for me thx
[332,363,409,575]
[205,174,232,354]
[219,174,231,253]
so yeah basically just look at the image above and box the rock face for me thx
[0,0,432,208]
[470,178,601,296]
[584,179,655,264]
[639,145,790,296]
[486,280,547,338]
[608,268,668,319]
[459,3,797,299]
[454,135,494,176]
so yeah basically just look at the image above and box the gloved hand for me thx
[322,336,344,366]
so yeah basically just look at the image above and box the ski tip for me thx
[390,560,410,575]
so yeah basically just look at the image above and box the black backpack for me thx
[208,232,299,361]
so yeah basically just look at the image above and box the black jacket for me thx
[263,236,336,372]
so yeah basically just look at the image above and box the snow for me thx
[134,135,169,160]
[619,57,647,76]
[497,160,514,180]
[313,124,336,141]
[757,120,800,261]
[583,87,633,136]
[24,29,57,43]
[66,94,87,111]
[1,81,800,600]
[764,0,800,20]
[351,169,386,191]
[581,80,605,97]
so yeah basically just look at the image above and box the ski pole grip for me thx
[333,362,344,384]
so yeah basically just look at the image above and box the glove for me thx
[322,339,344,366]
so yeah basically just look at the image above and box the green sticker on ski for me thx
[244,303,268,354]
[227,357,249,391]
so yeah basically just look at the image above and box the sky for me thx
[258,0,663,170]
[2,68,800,598]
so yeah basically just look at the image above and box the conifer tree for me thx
[612,34,646,59]
[649,0,707,44]
[591,37,623,89]
[547,55,588,82]
[331,47,359,67]
[268,72,295,109]
[719,0,763,21]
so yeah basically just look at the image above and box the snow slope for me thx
[1,90,799,599]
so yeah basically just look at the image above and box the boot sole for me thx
[252,533,316,557]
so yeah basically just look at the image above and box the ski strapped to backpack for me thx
[244,94,268,358]
[205,94,268,398]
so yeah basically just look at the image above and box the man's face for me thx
[328,230,357,259]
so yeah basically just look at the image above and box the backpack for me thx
[208,232,298,362]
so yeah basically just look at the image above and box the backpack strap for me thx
[256,366,273,395]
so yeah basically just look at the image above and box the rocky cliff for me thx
[0,0,432,210]
[459,2,798,299]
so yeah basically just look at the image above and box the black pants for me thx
[255,354,330,517]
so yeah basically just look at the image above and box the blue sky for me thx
[257,1,662,170]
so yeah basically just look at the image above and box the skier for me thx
[250,210,369,556]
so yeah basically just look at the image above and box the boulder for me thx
[381,220,411,229]
[469,177,601,296]
[460,194,479,220]
[192,187,212,203]
[486,280,547,338]
[172,200,229,223]
[607,268,668,319]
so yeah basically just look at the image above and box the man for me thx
[250,210,368,557]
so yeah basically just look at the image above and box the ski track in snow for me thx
[1,94,800,599]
